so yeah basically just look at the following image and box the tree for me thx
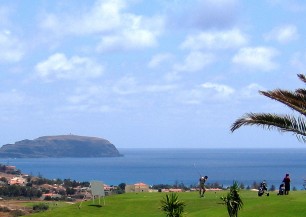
[221,182,243,217]
[269,184,276,191]
[117,183,126,194]
[66,187,76,196]
[251,181,259,190]
[231,74,306,141]
[239,183,245,190]
[160,193,185,217]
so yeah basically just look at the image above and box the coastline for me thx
[0,148,305,189]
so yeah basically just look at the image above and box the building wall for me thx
[134,186,149,192]
[125,184,149,193]
[125,185,135,193]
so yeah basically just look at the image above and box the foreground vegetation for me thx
[27,190,306,217]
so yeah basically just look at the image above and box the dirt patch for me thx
[0,212,10,217]
[0,200,35,216]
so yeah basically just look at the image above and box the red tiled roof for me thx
[134,182,147,186]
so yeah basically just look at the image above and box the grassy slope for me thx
[29,190,306,217]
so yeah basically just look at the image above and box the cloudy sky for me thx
[1,0,306,148]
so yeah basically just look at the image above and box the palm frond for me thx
[298,74,306,83]
[230,113,306,141]
[231,74,306,143]
[259,89,306,116]
[296,88,306,96]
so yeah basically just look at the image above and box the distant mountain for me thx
[0,135,122,158]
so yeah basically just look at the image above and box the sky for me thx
[1,0,306,149]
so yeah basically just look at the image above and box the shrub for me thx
[33,203,49,212]
[44,195,52,201]
[160,193,185,217]
[221,182,243,217]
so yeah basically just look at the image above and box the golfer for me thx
[283,174,291,195]
[199,176,208,197]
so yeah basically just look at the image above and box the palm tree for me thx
[221,182,243,217]
[231,74,306,141]
[160,193,185,217]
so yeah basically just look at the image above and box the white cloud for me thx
[181,29,248,50]
[240,83,264,98]
[40,0,124,35]
[148,53,174,68]
[201,82,235,97]
[40,0,164,51]
[35,53,104,81]
[64,78,177,114]
[174,51,215,72]
[264,24,299,43]
[178,82,235,104]
[232,47,279,71]
[96,13,163,52]
[96,28,158,52]
[62,83,121,113]
[0,30,24,63]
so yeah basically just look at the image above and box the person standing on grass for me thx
[283,173,291,195]
[199,176,208,197]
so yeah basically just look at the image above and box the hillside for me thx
[0,135,122,158]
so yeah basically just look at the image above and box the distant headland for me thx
[0,135,123,158]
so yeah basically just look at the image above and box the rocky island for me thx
[0,135,122,158]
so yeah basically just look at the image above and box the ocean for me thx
[1,148,306,189]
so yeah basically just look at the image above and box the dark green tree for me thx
[221,182,243,217]
[160,193,185,217]
[231,74,306,141]
[239,183,245,190]
[117,183,126,194]
[33,203,49,212]
[66,187,76,196]
[269,184,276,191]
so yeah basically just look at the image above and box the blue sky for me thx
[1,0,306,148]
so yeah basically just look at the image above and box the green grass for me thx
[28,190,306,217]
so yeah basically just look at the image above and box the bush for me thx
[220,182,243,217]
[44,196,52,201]
[33,203,49,212]
[160,193,185,217]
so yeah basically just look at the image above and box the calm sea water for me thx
[1,148,306,189]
